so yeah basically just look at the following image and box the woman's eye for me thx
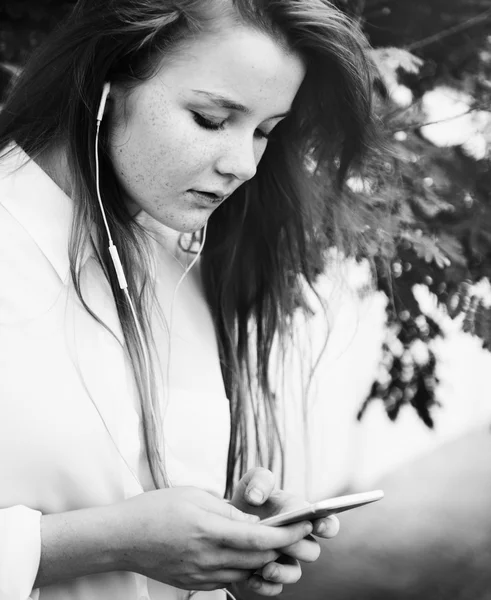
[192,112,273,141]
[192,112,225,131]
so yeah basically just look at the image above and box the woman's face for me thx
[108,24,306,233]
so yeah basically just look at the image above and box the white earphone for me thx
[94,80,207,430]
[95,80,206,294]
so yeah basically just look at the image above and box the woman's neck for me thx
[32,143,73,198]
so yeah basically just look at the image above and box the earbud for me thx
[97,82,111,123]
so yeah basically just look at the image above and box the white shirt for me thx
[0,145,230,600]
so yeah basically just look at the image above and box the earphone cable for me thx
[166,224,208,391]
[95,121,114,246]
[95,116,161,486]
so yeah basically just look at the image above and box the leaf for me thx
[437,233,467,268]
[370,47,425,79]
[400,231,451,268]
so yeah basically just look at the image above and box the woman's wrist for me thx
[35,503,127,588]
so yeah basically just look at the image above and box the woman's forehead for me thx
[151,25,305,118]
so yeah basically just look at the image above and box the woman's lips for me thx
[188,190,225,205]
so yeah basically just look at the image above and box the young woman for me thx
[0,0,377,598]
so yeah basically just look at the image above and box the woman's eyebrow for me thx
[191,89,290,119]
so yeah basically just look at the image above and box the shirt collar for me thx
[0,143,88,283]
[0,144,192,286]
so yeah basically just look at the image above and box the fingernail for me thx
[247,487,264,504]
[316,521,327,535]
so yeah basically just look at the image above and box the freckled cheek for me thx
[112,110,221,194]
[169,132,221,180]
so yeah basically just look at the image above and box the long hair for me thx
[0,0,379,495]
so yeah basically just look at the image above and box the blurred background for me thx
[1,0,491,598]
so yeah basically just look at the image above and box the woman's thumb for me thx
[238,467,276,507]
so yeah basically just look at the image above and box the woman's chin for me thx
[140,210,211,236]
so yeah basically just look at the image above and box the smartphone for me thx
[259,489,384,527]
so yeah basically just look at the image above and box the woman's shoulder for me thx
[0,145,72,323]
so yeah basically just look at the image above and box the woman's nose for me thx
[214,134,259,182]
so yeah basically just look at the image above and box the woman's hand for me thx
[230,468,340,596]
[112,486,313,591]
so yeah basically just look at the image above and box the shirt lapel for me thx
[0,144,73,283]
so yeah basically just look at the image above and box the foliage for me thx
[357,23,491,423]
[330,0,491,424]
